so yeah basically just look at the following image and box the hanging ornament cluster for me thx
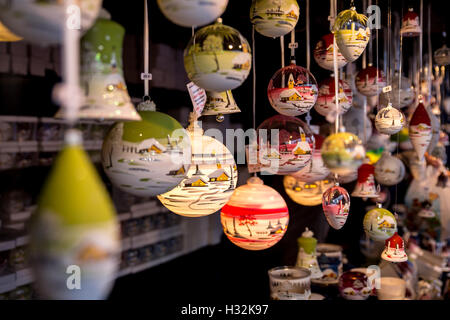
[313,33,348,71]
[374,152,406,186]
[378,75,415,109]
[257,115,314,175]
[409,98,432,161]
[375,103,405,135]
[158,114,237,217]
[157,0,228,27]
[352,163,379,198]
[321,132,365,176]
[250,0,300,38]
[322,183,350,230]
[332,6,370,62]
[284,176,334,206]
[220,177,289,250]
[381,232,408,263]
[184,19,252,92]
[363,204,397,241]
[355,65,386,97]
[267,63,318,116]
[315,76,352,121]
[400,7,421,37]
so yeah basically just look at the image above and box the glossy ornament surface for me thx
[400,8,421,37]
[322,183,350,229]
[379,75,415,109]
[296,228,323,279]
[315,77,352,121]
[355,65,386,97]
[409,101,432,161]
[375,103,405,135]
[333,7,370,62]
[184,20,251,92]
[290,134,330,183]
[250,0,300,38]
[102,107,192,197]
[202,90,240,118]
[352,163,379,198]
[363,205,397,241]
[30,130,119,299]
[0,0,102,46]
[342,105,373,142]
[339,271,371,300]
[267,63,318,116]
[381,233,408,263]
[321,132,365,175]
[337,167,358,184]
[284,176,333,206]
[158,118,237,217]
[257,115,314,175]
[157,0,228,27]
[221,177,288,250]
[374,152,405,186]
[313,33,348,71]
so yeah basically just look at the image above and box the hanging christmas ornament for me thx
[0,20,21,42]
[374,152,406,186]
[158,113,237,217]
[434,44,450,66]
[0,0,102,46]
[337,168,358,184]
[56,17,141,121]
[314,76,352,122]
[157,0,228,27]
[400,7,421,38]
[291,134,330,183]
[221,177,289,251]
[379,75,415,109]
[355,65,386,97]
[381,232,408,263]
[321,132,365,176]
[267,63,318,116]
[202,90,240,121]
[342,104,373,143]
[284,176,334,206]
[363,204,397,241]
[250,0,300,38]
[418,201,436,218]
[184,19,251,92]
[352,163,379,198]
[257,115,314,175]
[332,6,370,62]
[102,103,192,197]
[322,182,350,230]
[30,130,120,299]
[296,228,323,279]
[339,271,371,300]
[409,99,432,161]
[375,103,405,135]
[313,33,348,71]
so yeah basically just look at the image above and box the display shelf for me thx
[130,225,182,250]
[130,250,185,274]
[0,268,34,294]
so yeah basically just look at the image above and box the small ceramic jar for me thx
[268,266,311,300]
[339,271,371,300]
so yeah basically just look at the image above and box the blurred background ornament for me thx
[352,162,379,198]
[363,204,397,241]
[322,182,350,230]
[418,200,436,218]
[313,33,348,71]
[379,75,415,108]
[409,99,432,161]
[321,132,365,176]
[202,90,240,121]
[355,65,386,97]
[375,103,405,135]
[381,233,408,263]
[314,76,352,122]
[102,102,192,197]
[337,167,358,184]
[30,130,119,299]
[339,271,371,300]
[296,228,323,279]
[400,7,421,37]
[157,0,228,27]
[284,177,334,206]
[184,19,251,92]
[434,44,450,66]
[374,152,406,186]
[250,0,300,38]
[267,63,318,116]
[158,114,237,217]
[221,177,289,251]
[342,104,373,143]
[333,7,370,62]
[0,0,102,46]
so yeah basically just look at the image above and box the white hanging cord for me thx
[419,0,423,95]
[252,25,257,177]
[290,29,296,63]
[427,2,432,103]
[305,0,312,126]
[332,0,339,133]
[281,35,285,87]
[143,0,150,98]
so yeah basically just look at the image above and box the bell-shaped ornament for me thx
[322,182,351,230]
[352,163,379,198]
[381,232,408,263]
[400,8,421,38]
[202,90,241,121]
[56,17,140,121]
[409,98,432,161]
[375,103,405,135]
[296,228,323,279]
[29,129,120,299]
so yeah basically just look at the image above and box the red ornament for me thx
[315,77,353,121]
[381,232,408,262]
[409,101,432,160]
[401,8,421,37]
[355,65,386,97]
[352,163,379,198]
[313,33,348,71]
[339,271,371,300]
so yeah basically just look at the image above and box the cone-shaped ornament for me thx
[409,99,432,161]
[352,163,379,198]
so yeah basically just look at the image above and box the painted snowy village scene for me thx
[158,136,238,217]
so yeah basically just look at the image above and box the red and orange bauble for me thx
[314,77,353,122]
[381,232,408,263]
[355,65,386,97]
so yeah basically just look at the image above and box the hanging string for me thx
[305,0,312,126]
[252,25,257,177]
[143,0,149,98]
[332,0,339,133]
[362,0,368,144]
[290,29,296,63]
[280,35,285,87]
[419,0,423,95]
[427,2,432,103]
[398,3,403,109]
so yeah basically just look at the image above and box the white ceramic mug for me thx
[377,277,406,300]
